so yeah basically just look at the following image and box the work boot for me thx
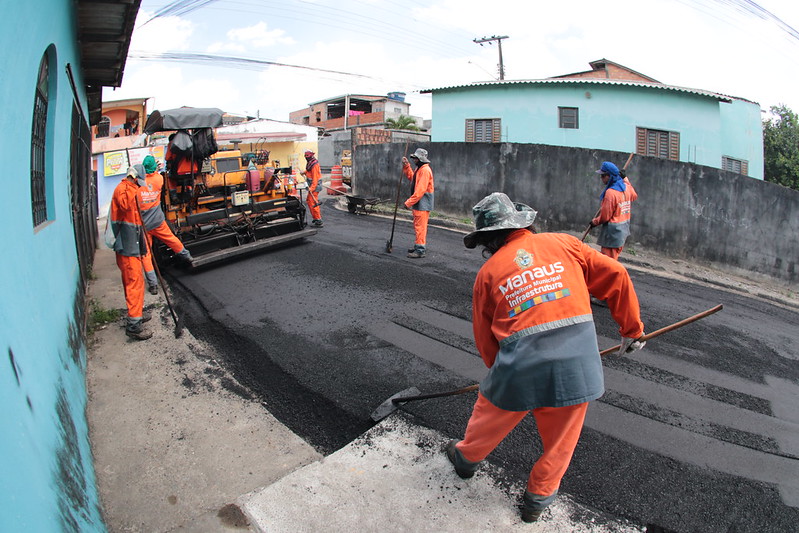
[141,309,152,323]
[407,245,426,259]
[311,219,324,227]
[177,248,194,264]
[125,322,152,341]
[445,440,480,479]
[148,283,158,295]
[520,491,557,523]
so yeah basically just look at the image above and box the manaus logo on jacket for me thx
[514,248,533,269]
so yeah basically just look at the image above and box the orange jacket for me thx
[592,178,637,225]
[110,177,146,257]
[592,178,637,249]
[137,172,166,231]
[402,162,434,211]
[304,161,322,192]
[473,229,644,410]
[166,146,199,176]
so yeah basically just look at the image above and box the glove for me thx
[618,336,646,356]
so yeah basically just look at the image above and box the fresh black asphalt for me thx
[167,202,799,533]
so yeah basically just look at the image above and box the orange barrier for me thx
[329,165,344,195]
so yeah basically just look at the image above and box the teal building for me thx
[423,59,763,179]
[0,1,139,530]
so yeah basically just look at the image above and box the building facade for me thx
[0,1,140,531]
[289,93,423,132]
[423,59,763,179]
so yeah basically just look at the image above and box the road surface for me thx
[168,201,799,533]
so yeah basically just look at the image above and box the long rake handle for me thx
[387,143,410,247]
[599,304,723,356]
[391,304,723,405]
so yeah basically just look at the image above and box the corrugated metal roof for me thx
[420,78,736,103]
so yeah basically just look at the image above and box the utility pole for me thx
[473,35,509,80]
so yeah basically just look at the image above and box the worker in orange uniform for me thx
[300,150,323,227]
[590,161,638,260]
[137,155,193,294]
[109,166,153,341]
[446,192,646,522]
[401,148,434,258]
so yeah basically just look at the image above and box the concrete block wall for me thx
[354,142,798,284]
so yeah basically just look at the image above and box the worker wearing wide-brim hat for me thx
[401,148,434,258]
[300,150,323,227]
[447,192,646,522]
[109,165,152,340]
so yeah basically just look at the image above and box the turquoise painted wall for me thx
[430,82,763,179]
[0,1,106,531]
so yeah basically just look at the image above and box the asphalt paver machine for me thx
[143,107,316,268]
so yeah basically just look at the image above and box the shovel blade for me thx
[370,387,421,422]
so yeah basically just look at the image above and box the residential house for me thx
[422,59,763,179]
[289,93,429,168]
[0,1,139,531]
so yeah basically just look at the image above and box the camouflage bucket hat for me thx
[409,148,430,163]
[463,192,537,249]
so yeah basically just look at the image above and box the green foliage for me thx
[763,104,799,190]
[87,299,121,335]
[385,115,420,132]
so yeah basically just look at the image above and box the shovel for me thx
[370,304,723,422]
[136,196,184,338]
[385,142,410,253]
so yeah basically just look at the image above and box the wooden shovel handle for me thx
[600,304,723,356]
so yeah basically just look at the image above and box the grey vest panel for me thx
[480,320,604,411]
[596,220,630,248]
[141,205,165,231]
[413,192,434,211]
[111,221,146,257]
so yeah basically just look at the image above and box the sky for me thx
[104,0,799,124]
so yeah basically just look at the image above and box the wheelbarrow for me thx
[343,194,384,215]
[323,184,383,215]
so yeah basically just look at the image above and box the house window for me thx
[97,116,111,137]
[466,118,501,142]
[722,156,749,176]
[636,127,680,160]
[31,53,50,227]
[558,107,579,129]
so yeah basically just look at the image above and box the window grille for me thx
[722,156,748,176]
[31,55,49,227]
[636,127,680,161]
[558,107,579,129]
[465,118,501,142]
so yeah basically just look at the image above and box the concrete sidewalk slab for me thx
[239,415,643,533]
[87,244,321,532]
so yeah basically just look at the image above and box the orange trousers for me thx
[456,393,588,496]
[307,190,322,220]
[412,210,429,246]
[142,221,184,273]
[116,253,145,320]
[600,247,622,260]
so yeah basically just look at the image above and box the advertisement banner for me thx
[103,151,128,177]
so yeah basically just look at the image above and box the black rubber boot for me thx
[445,440,480,479]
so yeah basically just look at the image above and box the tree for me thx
[763,104,799,190]
[385,115,420,132]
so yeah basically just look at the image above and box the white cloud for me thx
[205,22,296,55]
[129,10,194,53]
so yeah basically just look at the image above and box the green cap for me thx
[143,155,157,174]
